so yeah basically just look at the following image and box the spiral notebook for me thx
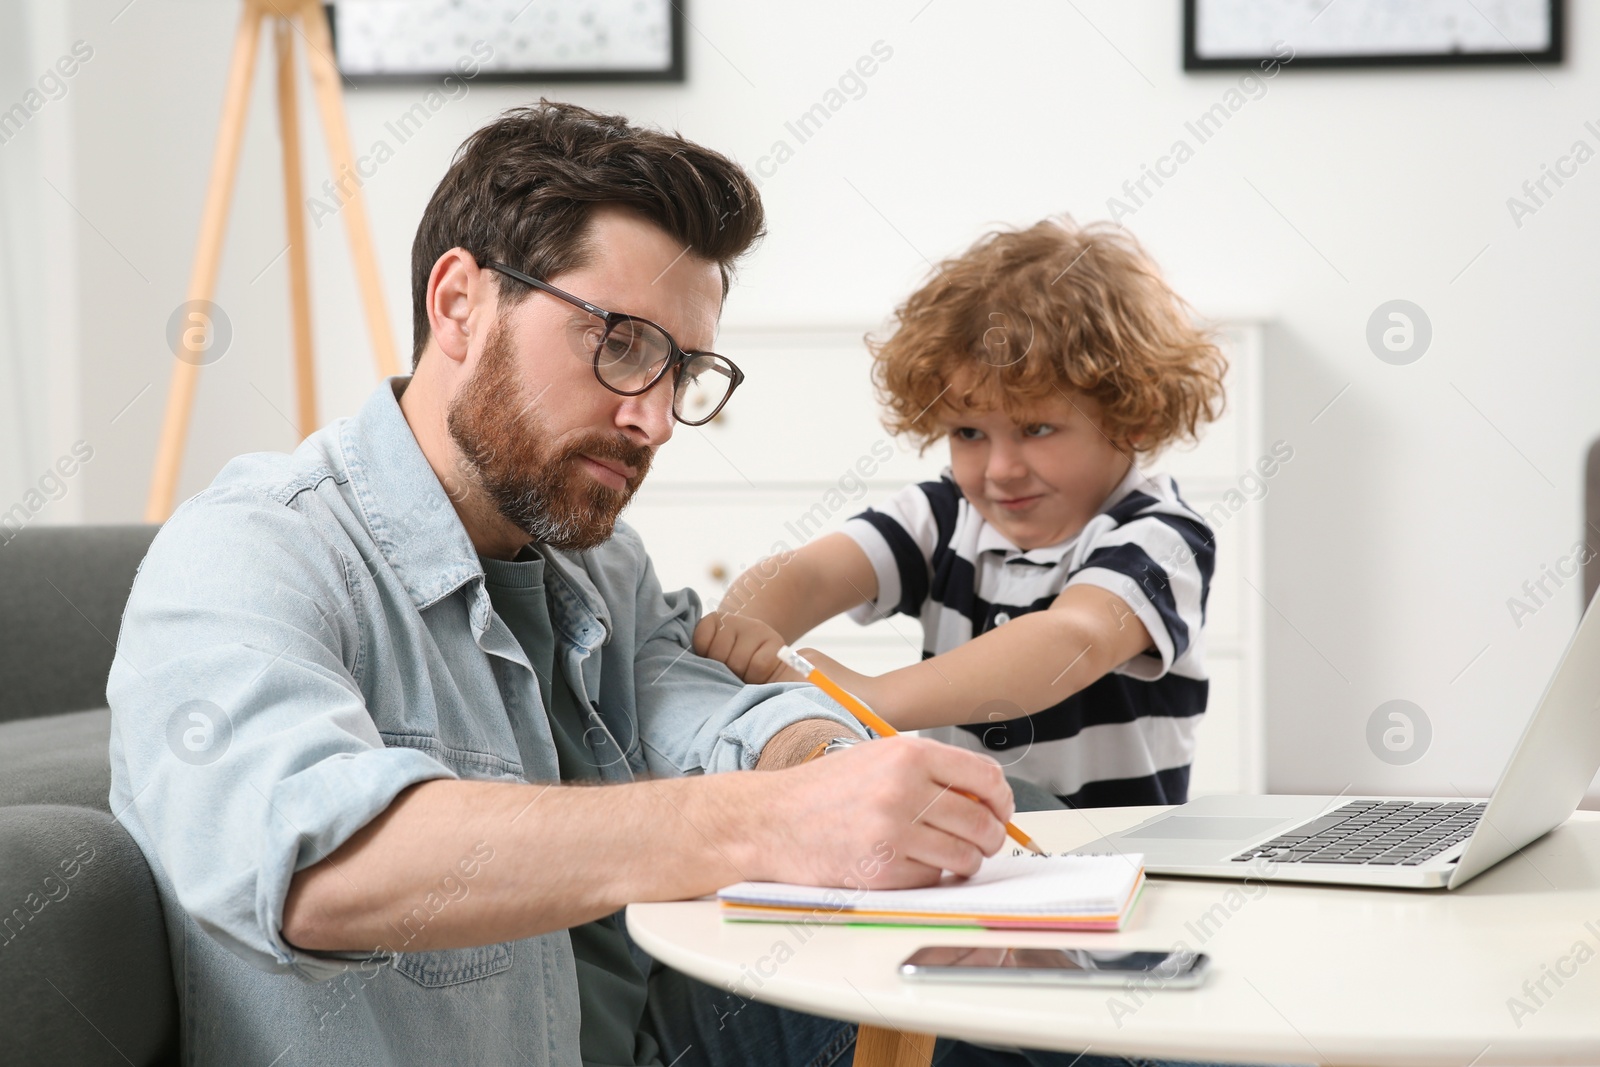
[718,852,1146,931]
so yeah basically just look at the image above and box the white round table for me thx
[628,807,1600,1067]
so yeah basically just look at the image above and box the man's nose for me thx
[615,375,676,447]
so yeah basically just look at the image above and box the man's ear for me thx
[425,248,488,367]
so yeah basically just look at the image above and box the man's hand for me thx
[730,735,1016,890]
[692,611,797,684]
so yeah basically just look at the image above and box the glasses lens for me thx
[673,354,738,424]
[595,318,672,391]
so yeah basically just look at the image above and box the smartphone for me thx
[898,946,1210,988]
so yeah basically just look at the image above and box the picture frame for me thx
[326,1,684,85]
[1183,0,1564,71]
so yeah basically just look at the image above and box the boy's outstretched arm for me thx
[799,585,1153,731]
[693,533,878,683]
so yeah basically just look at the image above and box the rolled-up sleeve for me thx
[1064,511,1214,682]
[107,487,455,981]
[617,528,864,776]
[841,481,943,624]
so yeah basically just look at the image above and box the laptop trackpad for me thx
[1124,816,1287,841]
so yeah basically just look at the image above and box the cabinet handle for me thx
[708,562,729,582]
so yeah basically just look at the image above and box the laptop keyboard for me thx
[1229,800,1487,866]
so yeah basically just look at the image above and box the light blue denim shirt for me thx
[106,376,859,1067]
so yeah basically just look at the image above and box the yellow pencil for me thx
[776,645,1047,856]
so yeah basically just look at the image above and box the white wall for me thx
[20,0,1600,798]
[1,0,81,525]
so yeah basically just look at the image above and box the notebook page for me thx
[720,853,1144,916]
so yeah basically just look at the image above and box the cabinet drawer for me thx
[623,487,907,643]
[1189,654,1246,798]
[650,329,944,486]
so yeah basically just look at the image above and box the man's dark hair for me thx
[409,100,766,369]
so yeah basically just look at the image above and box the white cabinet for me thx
[627,322,1266,795]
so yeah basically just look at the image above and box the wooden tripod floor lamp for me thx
[145,0,399,521]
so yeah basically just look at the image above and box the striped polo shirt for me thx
[841,464,1213,807]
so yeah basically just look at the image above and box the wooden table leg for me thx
[853,1023,936,1067]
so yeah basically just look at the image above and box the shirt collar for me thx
[335,376,611,643]
[974,522,1078,564]
[970,460,1149,565]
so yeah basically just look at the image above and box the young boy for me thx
[693,217,1227,807]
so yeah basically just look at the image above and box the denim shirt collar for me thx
[335,376,612,652]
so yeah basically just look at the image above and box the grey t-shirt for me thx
[481,548,659,1067]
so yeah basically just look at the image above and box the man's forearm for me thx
[285,730,1026,956]
[755,718,863,770]
[284,717,860,954]
[282,773,762,954]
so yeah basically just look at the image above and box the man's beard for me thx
[447,318,653,551]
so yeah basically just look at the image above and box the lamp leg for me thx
[275,13,317,438]
[296,0,401,381]
[145,0,267,521]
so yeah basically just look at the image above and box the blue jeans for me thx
[644,964,1218,1067]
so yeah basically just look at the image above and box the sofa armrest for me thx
[0,804,177,1065]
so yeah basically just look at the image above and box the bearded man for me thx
[107,102,1143,1067]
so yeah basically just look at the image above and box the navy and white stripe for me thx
[842,464,1214,807]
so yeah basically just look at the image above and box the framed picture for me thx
[1184,0,1564,70]
[327,0,684,84]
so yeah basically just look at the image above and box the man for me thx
[109,103,1143,1067]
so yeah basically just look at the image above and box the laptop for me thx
[1073,587,1600,890]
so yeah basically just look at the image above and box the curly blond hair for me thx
[869,217,1226,456]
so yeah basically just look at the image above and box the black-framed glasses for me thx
[484,261,744,427]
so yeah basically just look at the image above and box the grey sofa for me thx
[0,524,177,1066]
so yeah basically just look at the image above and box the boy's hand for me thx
[692,611,800,684]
